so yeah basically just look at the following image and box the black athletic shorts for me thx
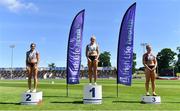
[27,63,37,68]
[88,56,96,61]
[148,66,155,69]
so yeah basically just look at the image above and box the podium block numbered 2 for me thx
[83,84,102,104]
[141,96,161,104]
[21,91,43,105]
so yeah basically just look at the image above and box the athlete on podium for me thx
[142,45,157,96]
[86,35,100,85]
[26,43,40,93]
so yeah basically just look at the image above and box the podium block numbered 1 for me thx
[21,91,43,105]
[83,84,102,104]
[141,96,161,104]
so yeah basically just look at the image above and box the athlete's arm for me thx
[36,52,40,65]
[96,45,100,60]
[152,56,157,71]
[142,54,151,71]
[26,52,28,66]
[86,45,89,58]
[86,45,91,62]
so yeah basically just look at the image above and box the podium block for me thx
[141,96,161,104]
[83,84,102,104]
[21,91,43,105]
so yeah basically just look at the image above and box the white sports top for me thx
[27,50,38,63]
[147,54,155,61]
[87,43,98,53]
[145,53,155,61]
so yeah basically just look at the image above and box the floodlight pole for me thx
[140,43,148,54]
[10,45,15,79]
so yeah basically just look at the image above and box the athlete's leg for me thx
[33,64,38,91]
[93,59,98,83]
[150,70,157,95]
[145,68,150,95]
[88,59,93,84]
[27,66,32,90]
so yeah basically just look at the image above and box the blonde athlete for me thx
[86,35,99,85]
[142,45,157,96]
[26,43,40,93]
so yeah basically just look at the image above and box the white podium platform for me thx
[83,84,102,104]
[21,91,43,105]
[141,96,161,104]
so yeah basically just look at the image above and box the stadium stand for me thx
[0,67,117,80]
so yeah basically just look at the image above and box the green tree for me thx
[98,51,111,67]
[157,48,176,73]
[175,47,180,72]
[48,63,56,71]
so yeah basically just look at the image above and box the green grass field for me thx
[0,79,180,110]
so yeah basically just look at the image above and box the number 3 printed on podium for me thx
[152,97,156,102]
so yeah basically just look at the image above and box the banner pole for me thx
[116,68,119,98]
[117,83,118,97]
[66,83,69,97]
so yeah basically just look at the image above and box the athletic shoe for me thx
[152,92,157,96]
[26,89,31,93]
[94,82,97,85]
[89,83,92,85]
[146,92,150,96]
[32,89,36,93]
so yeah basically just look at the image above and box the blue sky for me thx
[0,0,180,68]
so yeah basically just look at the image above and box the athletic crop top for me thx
[26,50,38,63]
[145,53,155,61]
[87,43,98,53]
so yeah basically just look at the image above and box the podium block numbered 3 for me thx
[21,91,43,105]
[141,96,161,104]
[83,84,102,104]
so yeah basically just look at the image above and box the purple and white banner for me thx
[117,3,136,86]
[67,10,85,84]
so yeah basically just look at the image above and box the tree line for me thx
[157,47,180,75]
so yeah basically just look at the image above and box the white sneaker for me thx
[89,83,92,85]
[94,82,97,85]
[31,89,36,93]
[146,92,150,96]
[26,89,31,93]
